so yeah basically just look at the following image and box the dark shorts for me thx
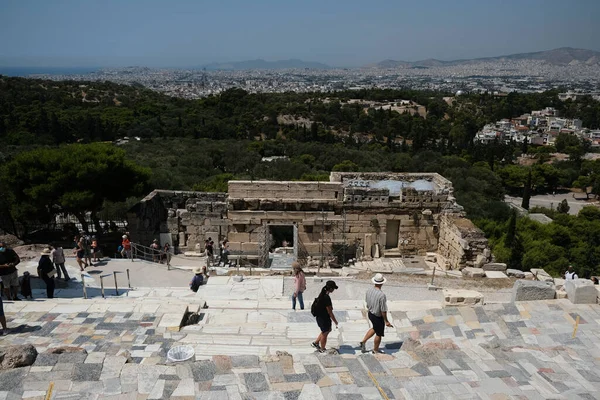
[76,250,85,259]
[316,316,332,333]
[368,312,385,337]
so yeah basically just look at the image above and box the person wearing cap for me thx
[190,267,204,292]
[37,248,56,299]
[0,240,21,301]
[360,273,393,354]
[311,280,339,353]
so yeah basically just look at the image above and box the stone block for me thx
[565,279,597,304]
[443,289,484,306]
[511,280,556,302]
[556,289,567,299]
[483,262,507,272]
[461,267,485,278]
[506,269,525,278]
[484,271,508,279]
[530,268,554,282]
[524,272,534,280]
[242,242,259,253]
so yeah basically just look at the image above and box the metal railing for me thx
[81,268,131,299]
[130,242,172,270]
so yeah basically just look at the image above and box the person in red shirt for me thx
[121,235,131,258]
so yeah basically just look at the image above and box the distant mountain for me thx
[203,59,330,70]
[370,47,600,68]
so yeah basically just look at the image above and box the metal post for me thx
[430,265,436,286]
[113,271,119,296]
[81,273,88,299]
[130,244,134,262]
[167,252,171,271]
[100,276,105,298]
[126,268,131,289]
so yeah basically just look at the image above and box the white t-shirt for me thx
[565,271,578,280]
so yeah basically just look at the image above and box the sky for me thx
[0,0,599,68]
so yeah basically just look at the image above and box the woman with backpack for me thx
[292,262,306,310]
[310,280,339,353]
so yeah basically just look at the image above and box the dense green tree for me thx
[521,170,532,209]
[557,199,570,214]
[0,143,150,234]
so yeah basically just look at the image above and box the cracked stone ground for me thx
[1,299,600,399]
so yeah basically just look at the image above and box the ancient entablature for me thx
[127,172,489,269]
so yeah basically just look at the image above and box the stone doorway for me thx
[385,220,400,249]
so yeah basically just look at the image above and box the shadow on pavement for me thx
[9,324,42,334]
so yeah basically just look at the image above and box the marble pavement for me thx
[1,276,600,398]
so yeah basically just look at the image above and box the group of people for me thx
[292,263,392,354]
[150,239,171,263]
[204,237,230,265]
[73,233,100,271]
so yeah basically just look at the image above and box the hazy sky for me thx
[1,0,598,67]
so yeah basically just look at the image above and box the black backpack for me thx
[311,297,319,317]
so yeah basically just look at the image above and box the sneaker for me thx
[1,329,9,336]
[359,342,367,353]
[371,349,385,354]
[311,342,320,350]
[318,348,326,353]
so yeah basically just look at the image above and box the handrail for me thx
[130,242,172,269]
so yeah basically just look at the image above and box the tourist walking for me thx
[91,236,100,262]
[565,266,578,280]
[51,244,70,281]
[360,273,393,354]
[310,280,339,352]
[150,239,161,263]
[74,235,86,271]
[292,262,306,310]
[221,240,230,264]
[0,240,21,301]
[80,232,93,267]
[121,235,132,258]
[37,248,56,299]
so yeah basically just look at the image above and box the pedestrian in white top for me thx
[565,266,578,280]
[360,273,393,354]
[51,244,70,281]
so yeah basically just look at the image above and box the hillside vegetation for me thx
[3,76,600,276]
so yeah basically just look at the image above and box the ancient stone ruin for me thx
[127,172,490,269]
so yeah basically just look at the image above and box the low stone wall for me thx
[437,214,489,270]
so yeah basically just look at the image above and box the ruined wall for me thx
[437,214,489,270]
[127,190,228,251]
[128,173,489,264]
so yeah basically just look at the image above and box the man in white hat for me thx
[360,273,392,354]
[189,267,204,292]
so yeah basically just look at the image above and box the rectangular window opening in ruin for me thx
[233,224,247,232]
[269,224,294,250]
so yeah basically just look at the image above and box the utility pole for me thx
[319,210,325,275]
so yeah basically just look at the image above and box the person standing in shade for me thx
[37,248,56,299]
[0,292,8,335]
[121,235,132,259]
[565,265,578,280]
[0,240,21,301]
[311,280,339,353]
[292,262,306,310]
[360,273,393,354]
[51,244,70,281]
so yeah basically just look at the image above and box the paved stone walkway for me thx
[2,291,600,399]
